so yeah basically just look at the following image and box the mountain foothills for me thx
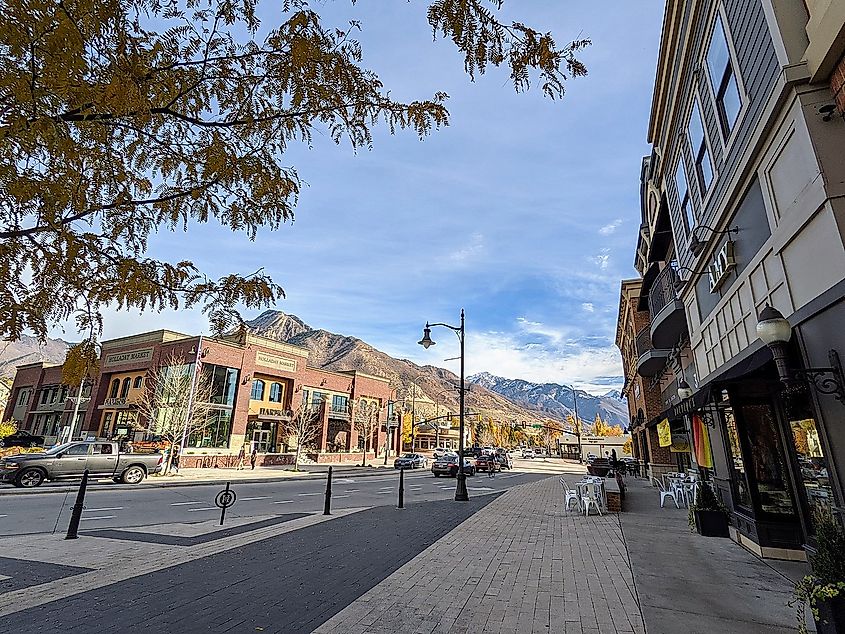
[0,335,70,378]
[246,310,629,429]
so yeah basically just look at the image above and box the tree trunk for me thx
[294,443,301,472]
[361,429,368,467]
[163,440,175,475]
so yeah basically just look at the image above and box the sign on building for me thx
[255,351,297,373]
[104,347,154,368]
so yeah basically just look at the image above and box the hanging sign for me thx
[657,419,672,447]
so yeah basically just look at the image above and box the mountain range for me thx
[0,335,70,378]
[245,310,629,429]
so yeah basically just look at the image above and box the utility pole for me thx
[180,335,203,451]
[66,378,87,442]
[572,385,583,464]
[410,382,417,452]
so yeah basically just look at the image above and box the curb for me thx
[0,466,410,496]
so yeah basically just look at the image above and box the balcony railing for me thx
[328,405,350,420]
[635,326,653,357]
[648,265,679,317]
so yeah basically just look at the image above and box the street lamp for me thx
[677,380,693,401]
[756,305,845,402]
[419,309,469,502]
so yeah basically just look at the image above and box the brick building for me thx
[3,329,396,466]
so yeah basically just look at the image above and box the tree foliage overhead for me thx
[0,0,589,371]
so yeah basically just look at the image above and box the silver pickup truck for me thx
[0,441,163,488]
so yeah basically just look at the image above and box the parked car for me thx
[431,454,475,477]
[521,449,535,459]
[0,441,163,488]
[0,430,45,448]
[432,446,450,459]
[394,453,427,469]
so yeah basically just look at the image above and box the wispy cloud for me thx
[598,218,623,235]
[591,249,611,270]
[448,231,484,263]
[581,302,595,312]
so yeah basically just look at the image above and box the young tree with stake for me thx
[282,403,323,471]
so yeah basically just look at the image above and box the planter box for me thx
[694,509,730,538]
[815,593,845,634]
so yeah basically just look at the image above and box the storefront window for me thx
[784,393,834,527]
[207,365,238,406]
[188,408,232,448]
[723,408,751,510]
[737,402,796,517]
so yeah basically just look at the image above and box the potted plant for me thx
[689,481,730,537]
[793,510,845,634]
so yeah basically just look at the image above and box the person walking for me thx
[236,444,247,470]
[488,455,498,478]
[170,446,181,475]
[250,444,258,470]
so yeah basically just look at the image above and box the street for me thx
[0,460,549,537]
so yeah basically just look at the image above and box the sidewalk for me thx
[314,474,811,634]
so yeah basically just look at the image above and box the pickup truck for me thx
[0,441,163,488]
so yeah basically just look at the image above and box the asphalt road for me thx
[0,466,548,537]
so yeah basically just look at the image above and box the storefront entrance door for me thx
[252,429,271,452]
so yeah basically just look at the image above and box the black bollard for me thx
[398,467,405,509]
[65,469,89,540]
[323,466,333,515]
[219,482,230,526]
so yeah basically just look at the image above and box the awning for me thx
[645,345,772,428]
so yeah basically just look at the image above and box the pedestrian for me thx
[250,444,258,470]
[236,444,246,470]
[610,448,618,471]
[488,455,497,478]
[170,446,181,475]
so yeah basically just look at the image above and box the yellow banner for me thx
[657,419,672,447]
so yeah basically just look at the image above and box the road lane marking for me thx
[333,495,350,499]
[377,491,392,495]
[240,496,269,501]
[344,489,360,493]
[170,502,203,506]
[186,508,217,512]
[0,515,7,518]
[298,493,321,497]
[84,507,123,512]
[333,478,356,484]
[80,516,115,521]
[273,500,294,505]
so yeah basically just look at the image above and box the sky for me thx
[49,1,664,394]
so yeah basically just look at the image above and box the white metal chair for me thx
[582,482,603,517]
[559,477,581,513]
[652,477,679,508]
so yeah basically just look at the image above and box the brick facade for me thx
[5,329,395,464]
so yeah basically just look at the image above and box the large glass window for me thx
[109,379,120,398]
[689,101,713,195]
[207,365,238,406]
[250,379,265,401]
[723,408,751,510]
[268,382,283,403]
[675,160,695,232]
[311,391,326,408]
[737,402,796,517]
[187,408,232,448]
[785,396,833,530]
[707,16,742,136]
[120,378,131,398]
[332,395,348,413]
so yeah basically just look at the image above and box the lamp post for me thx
[419,309,469,502]
[564,384,583,463]
[756,305,845,402]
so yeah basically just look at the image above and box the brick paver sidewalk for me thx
[314,476,645,634]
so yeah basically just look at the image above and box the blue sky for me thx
[52,1,664,394]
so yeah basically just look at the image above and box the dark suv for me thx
[0,430,45,448]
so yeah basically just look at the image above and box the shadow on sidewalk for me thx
[619,477,813,634]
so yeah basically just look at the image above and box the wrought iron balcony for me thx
[648,266,688,349]
[635,325,669,377]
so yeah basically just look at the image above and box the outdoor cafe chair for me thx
[559,477,581,513]
[581,482,603,517]
[652,477,679,508]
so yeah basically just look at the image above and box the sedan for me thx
[394,453,427,469]
[0,430,45,448]
[431,455,475,477]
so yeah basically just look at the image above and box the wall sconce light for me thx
[677,380,693,401]
[756,305,845,403]
[820,104,838,122]
[689,225,739,256]
[241,374,252,385]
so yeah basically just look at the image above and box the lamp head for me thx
[677,380,693,401]
[756,304,792,345]
[689,234,704,255]
[418,324,435,349]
